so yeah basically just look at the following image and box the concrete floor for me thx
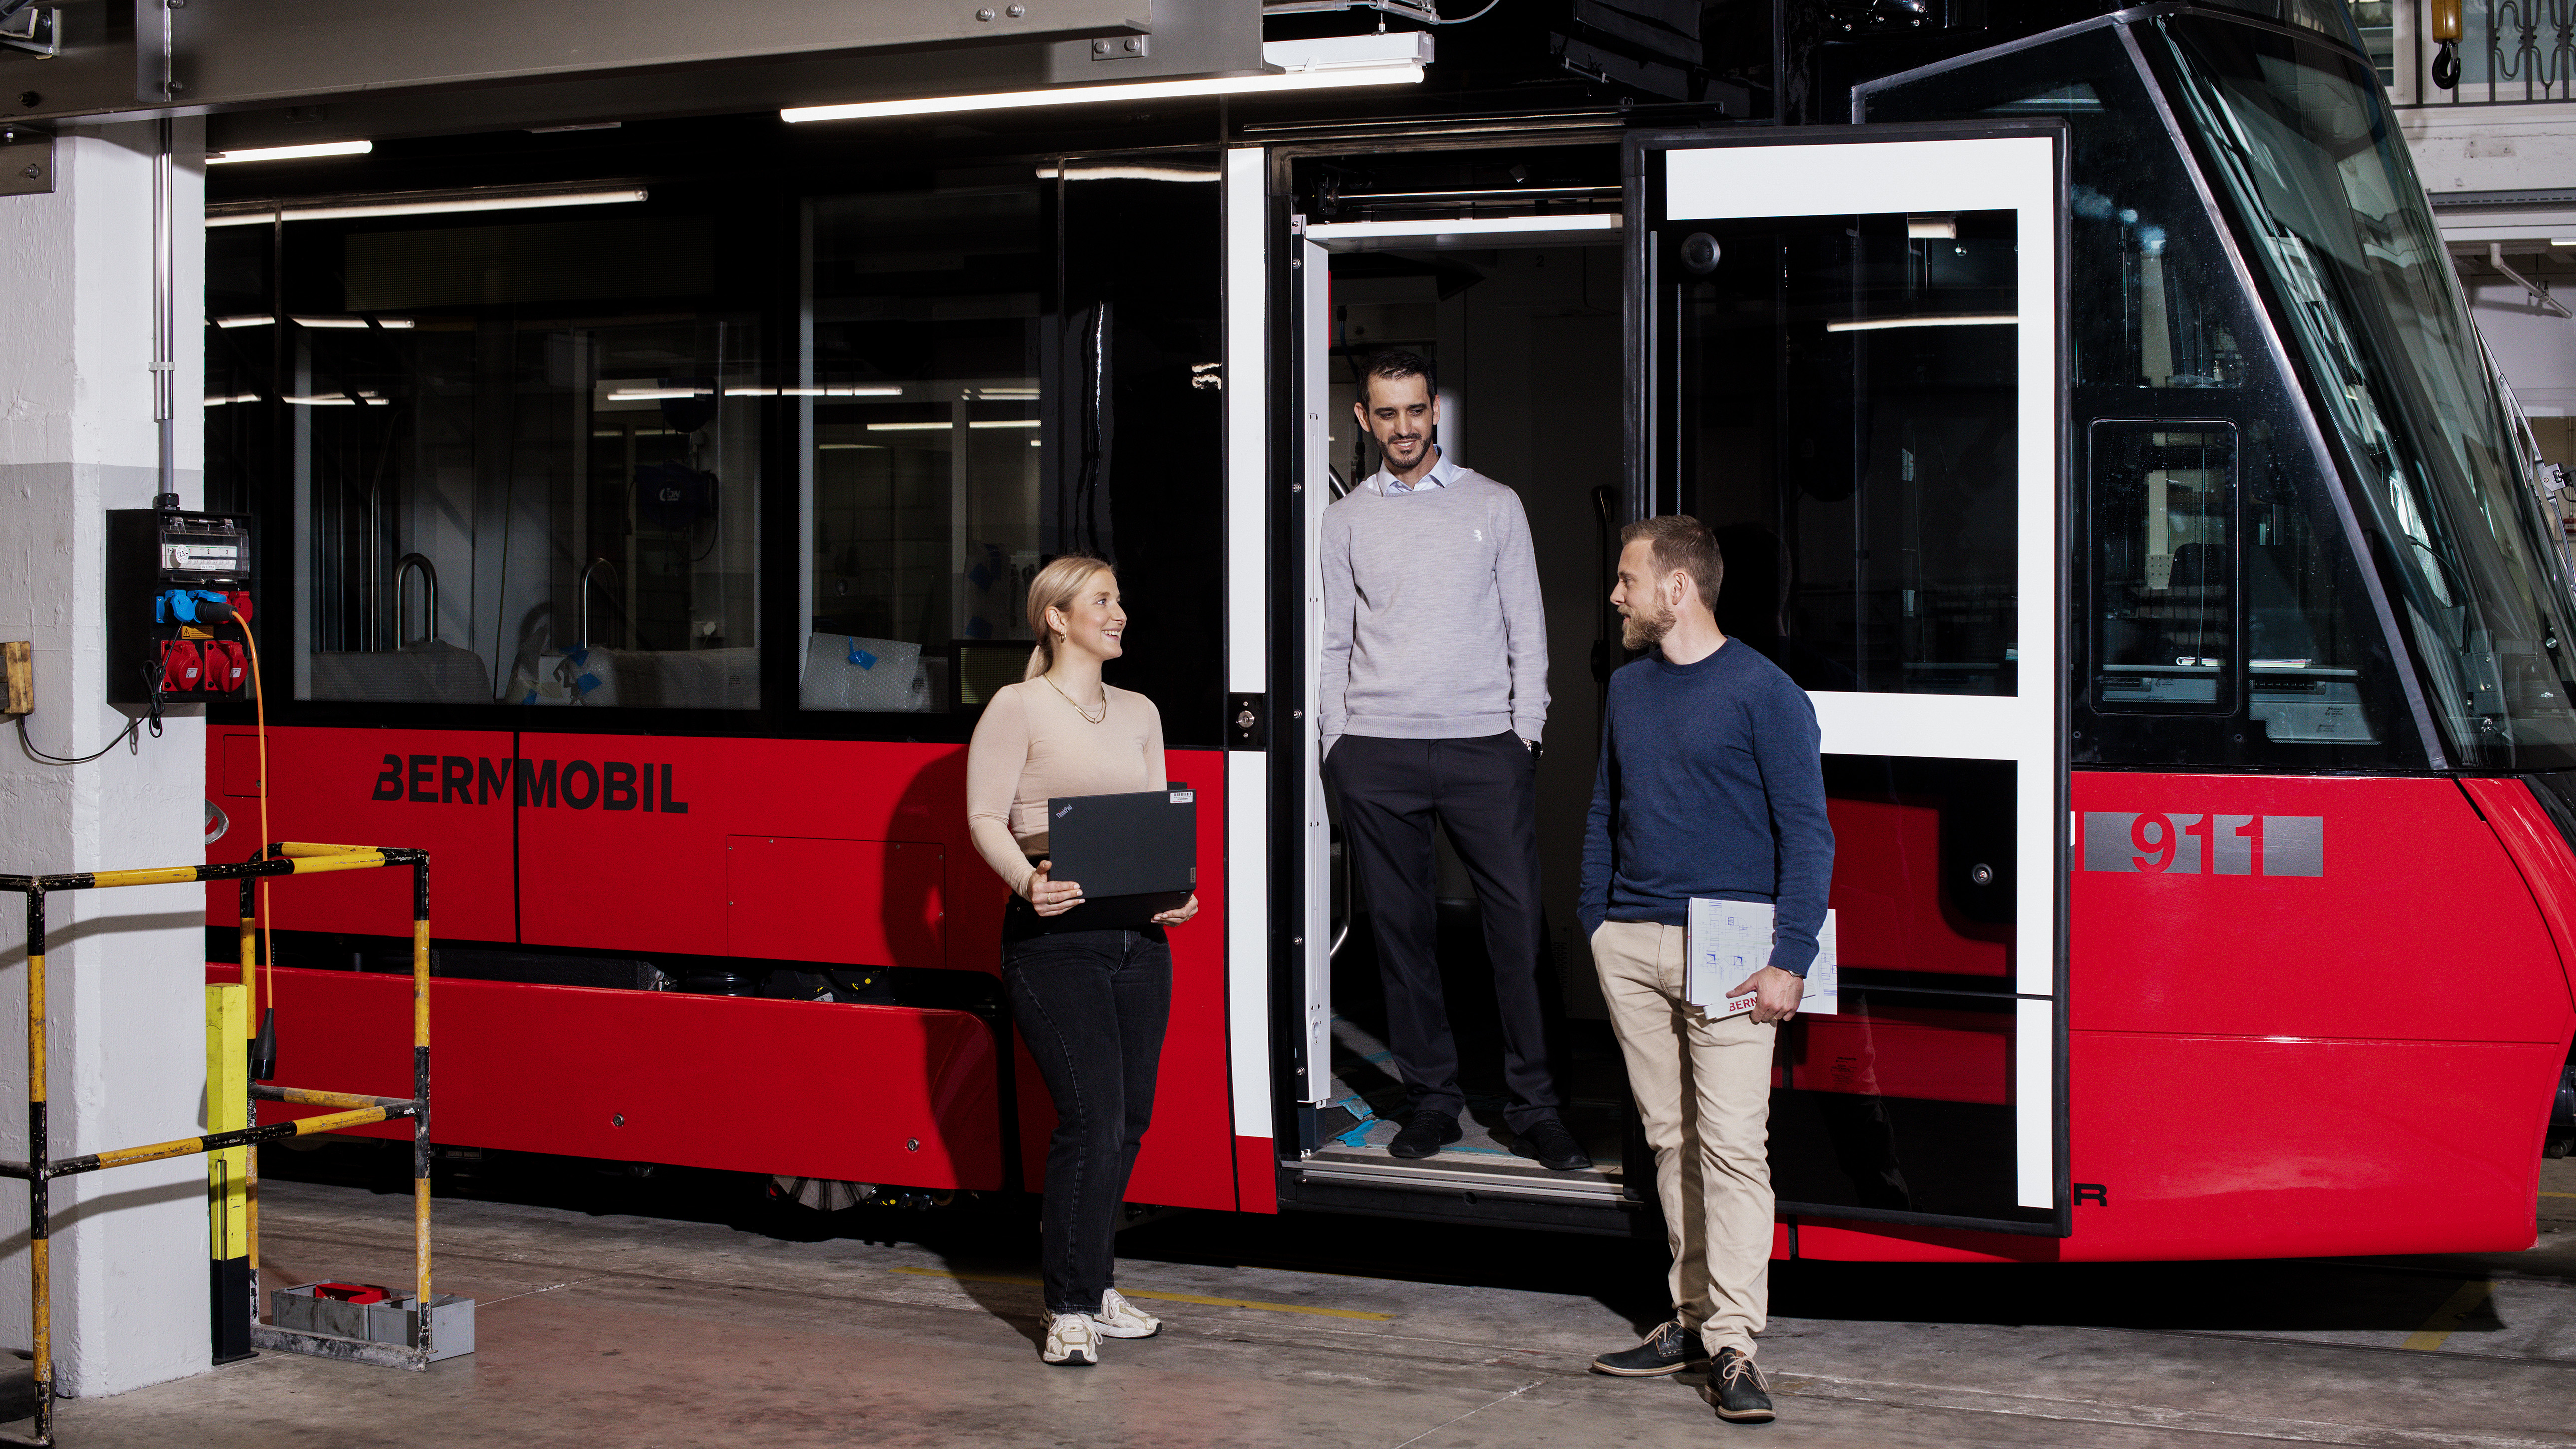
[18,1153,2576,1448]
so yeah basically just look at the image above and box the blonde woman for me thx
[966,552,1198,1367]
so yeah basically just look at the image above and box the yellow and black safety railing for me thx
[0,842,431,1449]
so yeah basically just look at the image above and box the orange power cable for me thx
[235,620,274,1021]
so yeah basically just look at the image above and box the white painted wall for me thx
[0,120,213,1397]
[2401,103,2576,422]
[2402,102,2576,196]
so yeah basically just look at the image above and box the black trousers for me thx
[1324,731,1562,1131]
[1001,904,1172,1313]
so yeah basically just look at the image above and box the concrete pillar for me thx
[0,119,211,1397]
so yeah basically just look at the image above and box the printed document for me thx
[1685,899,1838,1019]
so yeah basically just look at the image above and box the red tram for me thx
[201,2,2576,1262]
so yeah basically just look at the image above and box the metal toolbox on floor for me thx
[268,1283,475,1366]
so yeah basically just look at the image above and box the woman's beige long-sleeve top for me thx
[966,679,1167,896]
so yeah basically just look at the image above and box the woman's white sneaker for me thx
[1041,1311,1100,1366]
[1093,1288,1161,1339]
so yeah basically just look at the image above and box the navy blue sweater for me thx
[1578,640,1835,976]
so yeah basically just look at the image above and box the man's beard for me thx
[1621,599,1671,652]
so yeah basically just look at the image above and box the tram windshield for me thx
[2156,15,2576,767]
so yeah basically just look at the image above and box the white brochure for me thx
[1685,898,1838,1019]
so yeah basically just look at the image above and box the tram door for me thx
[1632,125,2068,1234]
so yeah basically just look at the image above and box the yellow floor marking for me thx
[2400,1279,2492,1352]
[893,1266,1394,1321]
[2540,1191,2575,1199]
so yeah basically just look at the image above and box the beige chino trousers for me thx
[1591,919,1776,1357]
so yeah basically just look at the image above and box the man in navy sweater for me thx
[1578,515,1832,1425]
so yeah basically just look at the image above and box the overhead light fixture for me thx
[867,420,1042,431]
[289,316,413,330]
[203,393,262,407]
[1826,314,2019,333]
[727,386,907,397]
[782,34,1430,124]
[283,394,359,407]
[205,141,374,165]
[212,316,273,329]
[1036,165,1221,184]
[608,387,712,401]
[207,184,649,228]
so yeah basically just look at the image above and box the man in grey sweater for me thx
[1318,350,1581,1171]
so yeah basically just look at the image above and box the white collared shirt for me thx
[1367,448,1462,497]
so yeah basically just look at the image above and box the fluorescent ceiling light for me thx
[817,443,889,450]
[1825,314,2019,333]
[1035,165,1221,183]
[609,387,711,401]
[207,186,648,227]
[289,316,411,330]
[727,386,906,397]
[283,394,358,406]
[867,419,1041,431]
[203,394,261,406]
[783,35,1429,124]
[292,317,369,329]
[206,141,374,165]
[212,316,273,329]
[1907,215,1958,240]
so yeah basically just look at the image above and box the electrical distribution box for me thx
[105,508,255,706]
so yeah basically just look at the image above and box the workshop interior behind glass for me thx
[202,166,1222,724]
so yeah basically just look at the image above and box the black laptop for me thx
[1044,785,1197,925]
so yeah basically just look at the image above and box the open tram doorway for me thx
[1291,214,1641,1211]
[1274,124,2072,1238]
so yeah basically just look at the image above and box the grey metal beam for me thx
[199,0,1258,148]
[152,0,1149,106]
[5,0,1276,127]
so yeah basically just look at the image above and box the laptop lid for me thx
[1044,785,1196,905]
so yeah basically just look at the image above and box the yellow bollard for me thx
[207,983,253,1363]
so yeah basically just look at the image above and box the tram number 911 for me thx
[2079,812,2324,877]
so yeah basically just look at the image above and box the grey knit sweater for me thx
[1318,465,1549,753]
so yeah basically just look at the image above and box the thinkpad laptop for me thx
[1044,784,1196,925]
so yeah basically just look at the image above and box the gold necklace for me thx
[1043,672,1108,724]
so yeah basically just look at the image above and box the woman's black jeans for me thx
[1002,900,1172,1315]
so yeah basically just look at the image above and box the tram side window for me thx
[281,207,763,709]
[2092,422,2238,712]
[800,186,1044,714]
[1866,22,2402,763]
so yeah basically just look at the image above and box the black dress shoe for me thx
[1706,1347,1775,1423]
[1512,1118,1591,1172]
[1590,1320,1707,1377]
[1386,1109,1462,1159]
